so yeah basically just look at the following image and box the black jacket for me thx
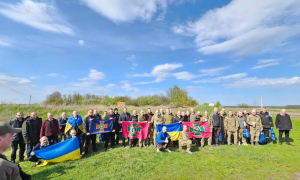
[58,117,68,132]
[173,115,184,123]
[22,117,42,144]
[114,113,120,131]
[9,118,25,142]
[258,111,274,128]
[105,113,118,131]
[83,115,96,133]
[275,113,293,130]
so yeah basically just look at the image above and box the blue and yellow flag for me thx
[156,123,183,141]
[65,115,85,134]
[90,120,113,134]
[34,137,80,166]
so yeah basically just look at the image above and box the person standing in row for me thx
[138,110,147,148]
[58,112,68,142]
[220,110,227,145]
[163,109,173,124]
[160,109,165,118]
[258,108,274,144]
[211,107,222,146]
[9,112,25,163]
[83,109,98,154]
[104,108,118,151]
[247,109,263,146]
[173,111,184,123]
[200,111,212,147]
[22,112,42,159]
[276,109,294,146]
[40,112,61,144]
[151,110,164,143]
[236,111,247,146]
[224,111,239,146]
[190,108,196,122]
[129,110,138,148]
[119,107,131,147]
[114,108,120,145]
[145,108,154,146]
[195,111,202,121]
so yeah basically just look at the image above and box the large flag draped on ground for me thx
[122,122,149,139]
[65,115,85,134]
[182,122,211,138]
[90,120,113,134]
[34,137,80,166]
[156,123,182,141]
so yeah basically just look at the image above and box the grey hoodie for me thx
[236,116,246,129]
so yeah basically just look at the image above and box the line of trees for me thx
[44,85,199,107]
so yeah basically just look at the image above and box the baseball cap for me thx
[0,122,21,135]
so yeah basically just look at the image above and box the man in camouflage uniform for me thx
[163,109,173,124]
[224,110,239,146]
[179,125,192,154]
[151,110,164,143]
[145,108,154,146]
[138,110,147,148]
[247,109,263,146]
[200,111,213,147]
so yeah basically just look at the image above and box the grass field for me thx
[1,105,300,180]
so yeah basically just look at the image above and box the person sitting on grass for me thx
[29,136,53,167]
[156,126,171,153]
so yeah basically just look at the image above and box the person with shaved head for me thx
[40,112,61,144]
[22,112,43,159]
[9,112,25,163]
[246,109,263,146]
[258,108,274,144]
[276,109,294,146]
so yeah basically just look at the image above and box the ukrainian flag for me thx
[156,123,183,141]
[34,137,80,166]
[65,115,85,134]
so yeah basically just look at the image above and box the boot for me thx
[255,142,261,147]
[186,150,192,154]
[251,142,254,146]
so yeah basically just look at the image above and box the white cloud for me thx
[0,40,11,47]
[132,73,152,77]
[29,76,39,79]
[135,63,183,84]
[194,60,206,63]
[47,73,58,77]
[193,73,247,83]
[127,55,136,61]
[251,62,279,69]
[0,0,74,35]
[121,82,140,92]
[232,59,243,63]
[0,73,30,84]
[293,62,300,66]
[173,71,196,80]
[185,86,203,91]
[80,69,105,81]
[199,66,230,76]
[80,0,169,23]
[173,0,300,55]
[251,59,280,69]
[224,77,300,88]
[78,40,84,46]
[258,59,279,64]
[95,84,116,91]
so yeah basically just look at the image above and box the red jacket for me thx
[40,119,61,138]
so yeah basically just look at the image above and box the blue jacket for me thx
[33,141,54,151]
[119,112,131,124]
[155,131,170,145]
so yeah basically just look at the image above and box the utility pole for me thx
[260,97,263,109]
[29,95,31,105]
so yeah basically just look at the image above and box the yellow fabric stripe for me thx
[78,124,85,133]
[38,148,80,167]
[64,123,72,134]
[167,131,181,141]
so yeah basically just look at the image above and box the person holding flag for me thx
[138,110,147,148]
[119,107,131,147]
[65,111,84,153]
[200,111,213,147]
[151,110,164,143]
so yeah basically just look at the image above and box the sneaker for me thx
[157,148,160,152]
[215,144,219,147]
[228,144,231,146]
[242,143,248,146]
[122,145,125,148]
[208,145,213,147]
[251,142,254,146]
[186,150,192,154]
[278,142,282,145]
[286,142,295,146]
[238,142,241,146]
[165,148,171,153]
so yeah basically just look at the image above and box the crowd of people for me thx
[0,106,294,179]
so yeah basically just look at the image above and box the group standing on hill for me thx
[0,106,295,179]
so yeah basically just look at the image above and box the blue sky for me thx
[0,0,299,105]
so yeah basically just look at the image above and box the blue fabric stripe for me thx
[35,137,79,160]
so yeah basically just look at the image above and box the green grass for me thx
[1,106,300,179]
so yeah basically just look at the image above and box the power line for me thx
[0,82,28,96]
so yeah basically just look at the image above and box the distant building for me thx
[117,102,126,107]
[209,103,215,107]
